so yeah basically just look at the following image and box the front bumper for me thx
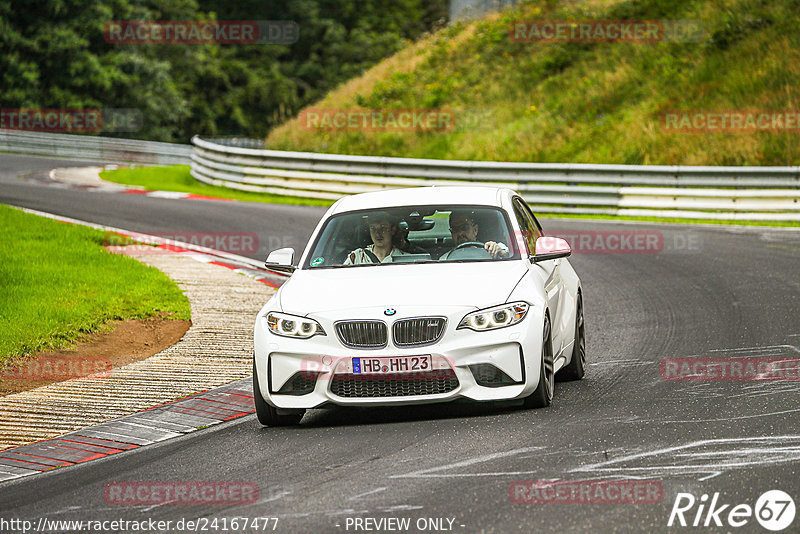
[254,308,543,409]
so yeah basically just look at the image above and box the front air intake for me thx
[469,364,519,387]
[330,370,459,398]
[274,372,318,395]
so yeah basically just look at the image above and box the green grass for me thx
[257,0,800,228]
[268,0,800,167]
[99,165,334,207]
[0,205,191,363]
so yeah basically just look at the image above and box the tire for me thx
[558,293,586,381]
[524,315,554,408]
[253,361,304,426]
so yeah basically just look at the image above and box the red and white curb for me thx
[0,380,255,482]
[45,167,234,203]
[118,188,233,202]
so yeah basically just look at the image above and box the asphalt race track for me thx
[0,154,327,262]
[1,154,800,533]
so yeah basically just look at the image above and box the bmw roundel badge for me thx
[384,308,396,316]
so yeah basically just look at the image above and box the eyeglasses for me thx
[369,224,391,233]
[449,222,474,233]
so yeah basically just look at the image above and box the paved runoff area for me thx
[0,248,273,478]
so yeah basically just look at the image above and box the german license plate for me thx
[352,355,431,375]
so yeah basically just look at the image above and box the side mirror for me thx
[265,247,296,273]
[533,237,571,263]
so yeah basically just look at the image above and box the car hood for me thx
[278,262,528,315]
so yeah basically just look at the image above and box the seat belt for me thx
[364,249,381,263]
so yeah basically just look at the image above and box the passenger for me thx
[439,209,510,260]
[343,212,411,265]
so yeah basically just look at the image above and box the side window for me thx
[521,201,544,237]
[512,198,536,254]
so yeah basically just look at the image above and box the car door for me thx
[513,197,567,356]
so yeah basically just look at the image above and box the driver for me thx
[343,212,410,264]
[439,209,510,260]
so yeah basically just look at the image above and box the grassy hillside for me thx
[267,0,800,166]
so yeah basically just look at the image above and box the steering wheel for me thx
[454,241,485,250]
[444,241,492,261]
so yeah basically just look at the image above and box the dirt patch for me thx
[0,318,190,396]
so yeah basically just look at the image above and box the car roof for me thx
[328,186,518,215]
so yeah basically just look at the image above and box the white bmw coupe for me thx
[253,187,584,426]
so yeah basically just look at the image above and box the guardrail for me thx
[0,130,191,165]
[191,136,800,221]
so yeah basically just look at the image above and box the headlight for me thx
[266,312,326,339]
[457,302,529,332]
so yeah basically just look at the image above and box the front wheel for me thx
[524,315,554,408]
[253,361,304,426]
[558,294,585,381]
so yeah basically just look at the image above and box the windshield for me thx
[303,205,520,268]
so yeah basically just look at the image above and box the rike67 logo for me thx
[668,490,796,531]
